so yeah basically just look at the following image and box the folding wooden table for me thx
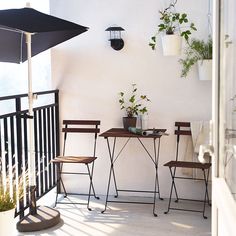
[100,128,167,216]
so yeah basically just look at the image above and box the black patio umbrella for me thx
[0,6,88,232]
[0,7,88,63]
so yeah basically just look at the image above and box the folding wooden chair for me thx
[51,120,100,210]
[164,122,211,218]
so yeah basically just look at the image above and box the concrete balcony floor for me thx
[15,194,211,236]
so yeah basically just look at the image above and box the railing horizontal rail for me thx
[0,89,59,101]
[0,103,59,119]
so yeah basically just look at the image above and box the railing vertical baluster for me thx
[10,117,15,168]
[38,109,43,196]
[55,91,60,157]
[15,97,24,218]
[9,116,15,205]
[51,106,56,186]
[43,108,48,192]
[0,119,2,182]
[47,107,52,188]
[3,118,9,173]
[15,98,22,176]
[34,110,39,197]
[55,91,60,192]
[0,119,2,163]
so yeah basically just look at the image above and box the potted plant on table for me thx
[149,0,197,56]
[179,37,212,79]
[118,84,150,130]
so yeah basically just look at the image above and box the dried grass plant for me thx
[0,159,26,212]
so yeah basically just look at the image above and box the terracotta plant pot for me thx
[123,117,137,130]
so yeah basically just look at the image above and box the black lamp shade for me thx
[110,38,124,50]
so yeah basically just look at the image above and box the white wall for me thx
[50,0,212,199]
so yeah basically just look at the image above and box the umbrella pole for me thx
[17,33,61,231]
[26,32,37,215]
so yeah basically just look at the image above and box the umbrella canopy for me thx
[0,7,88,63]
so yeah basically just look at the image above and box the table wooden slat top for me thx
[99,128,167,138]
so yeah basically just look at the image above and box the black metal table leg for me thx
[164,167,176,214]
[90,161,100,200]
[153,162,158,217]
[155,138,163,201]
[102,134,164,217]
[109,138,119,198]
[101,137,117,213]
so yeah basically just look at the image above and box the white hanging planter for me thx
[161,34,182,56]
[0,208,15,235]
[197,59,212,81]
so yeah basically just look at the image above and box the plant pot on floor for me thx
[0,208,15,235]
[123,117,137,130]
[197,59,212,81]
[161,34,182,56]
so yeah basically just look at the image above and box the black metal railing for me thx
[0,89,60,218]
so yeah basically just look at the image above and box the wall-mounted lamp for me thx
[105,26,125,51]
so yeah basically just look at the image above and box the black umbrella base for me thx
[17,206,60,232]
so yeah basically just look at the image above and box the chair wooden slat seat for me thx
[164,160,211,169]
[52,156,97,164]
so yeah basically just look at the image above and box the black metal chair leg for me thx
[54,163,67,207]
[86,164,93,211]
[205,168,211,206]
[59,163,68,197]
[202,169,209,219]
[172,167,179,202]
[55,179,59,207]
[164,167,175,214]
[90,162,100,200]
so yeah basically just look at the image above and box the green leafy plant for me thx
[179,37,212,77]
[149,1,197,50]
[118,84,150,117]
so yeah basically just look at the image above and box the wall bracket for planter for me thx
[105,26,125,50]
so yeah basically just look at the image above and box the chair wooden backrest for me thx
[174,122,191,162]
[62,120,100,156]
